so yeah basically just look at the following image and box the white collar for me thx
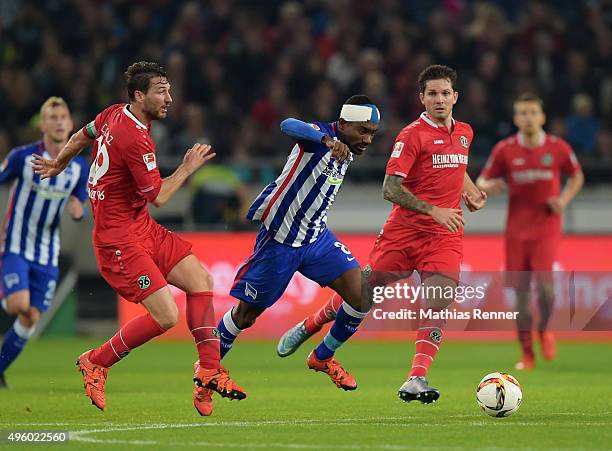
[517,131,546,148]
[420,111,455,129]
[123,104,148,129]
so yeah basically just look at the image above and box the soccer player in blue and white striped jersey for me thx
[216,95,379,390]
[0,97,88,387]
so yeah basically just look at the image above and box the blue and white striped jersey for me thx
[247,121,351,247]
[0,141,88,266]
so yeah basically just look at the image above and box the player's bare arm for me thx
[547,170,584,214]
[32,129,93,179]
[153,143,215,208]
[383,174,464,233]
[462,173,487,212]
[476,175,506,195]
[68,196,85,221]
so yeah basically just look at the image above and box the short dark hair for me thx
[344,94,373,105]
[125,61,167,101]
[417,65,458,93]
[514,92,544,109]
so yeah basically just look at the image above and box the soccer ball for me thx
[476,372,522,417]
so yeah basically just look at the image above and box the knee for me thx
[157,316,178,331]
[5,299,29,316]
[156,306,179,330]
[187,267,213,293]
[200,270,214,291]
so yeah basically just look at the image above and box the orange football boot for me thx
[193,361,214,416]
[193,363,247,400]
[514,354,535,370]
[307,351,357,390]
[76,350,108,411]
[539,331,557,361]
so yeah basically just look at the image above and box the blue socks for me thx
[217,309,243,359]
[216,302,366,361]
[0,320,35,374]
[314,302,367,360]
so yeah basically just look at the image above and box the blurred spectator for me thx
[0,0,609,180]
[566,94,600,154]
[0,130,10,160]
[174,103,212,158]
[547,116,567,140]
[595,129,612,161]
[455,79,498,155]
[188,164,250,230]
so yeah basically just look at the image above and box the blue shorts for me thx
[1,252,59,313]
[230,226,360,308]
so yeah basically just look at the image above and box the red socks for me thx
[304,293,343,335]
[409,320,445,378]
[518,330,534,357]
[187,291,220,369]
[89,313,166,368]
[89,292,219,369]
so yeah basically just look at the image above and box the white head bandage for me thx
[340,104,381,123]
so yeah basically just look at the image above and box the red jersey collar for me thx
[517,131,546,148]
[420,112,456,130]
[123,104,148,129]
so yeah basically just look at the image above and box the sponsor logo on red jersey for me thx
[431,153,468,168]
[511,169,554,183]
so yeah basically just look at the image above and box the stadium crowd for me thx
[1,0,610,177]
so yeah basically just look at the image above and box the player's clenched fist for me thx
[429,206,464,233]
[183,143,216,174]
[323,136,351,163]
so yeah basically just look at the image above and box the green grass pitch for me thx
[0,339,611,450]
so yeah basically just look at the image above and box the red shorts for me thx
[369,222,463,282]
[505,235,559,289]
[94,224,193,303]
[505,235,559,271]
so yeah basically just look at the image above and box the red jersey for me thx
[84,104,162,246]
[480,132,581,239]
[385,112,473,235]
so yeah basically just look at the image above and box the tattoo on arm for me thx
[382,175,432,215]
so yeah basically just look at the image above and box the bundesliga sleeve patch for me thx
[142,153,157,171]
[391,142,404,158]
[310,123,321,131]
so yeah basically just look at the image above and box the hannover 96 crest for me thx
[138,275,151,290]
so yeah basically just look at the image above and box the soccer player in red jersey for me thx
[477,93,583,370]
[32,62,246,416]
[278,65,486,403]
